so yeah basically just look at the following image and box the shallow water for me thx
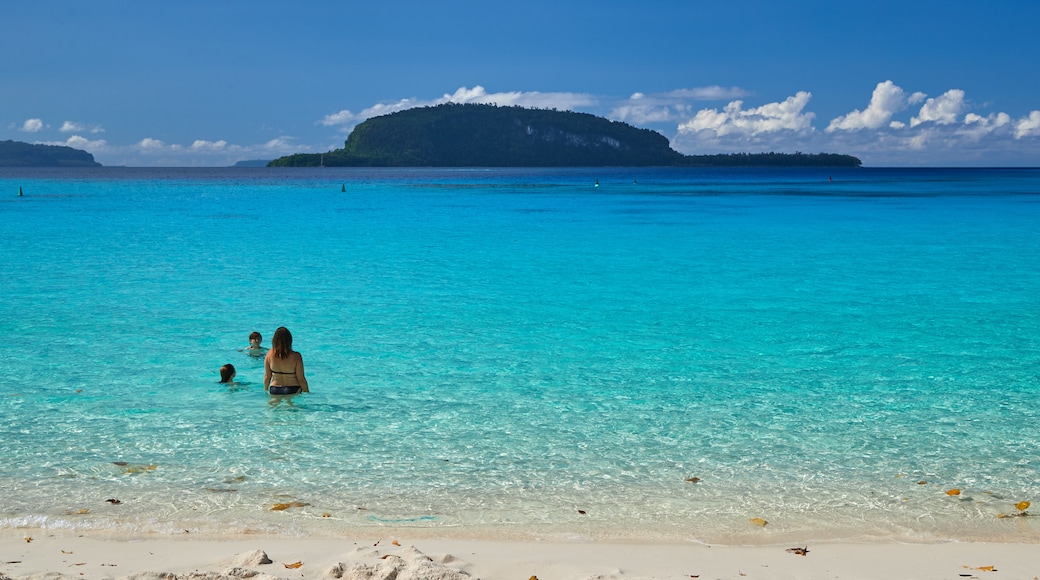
[1,166,1039,543]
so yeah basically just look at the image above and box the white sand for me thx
[2,530,1039,580]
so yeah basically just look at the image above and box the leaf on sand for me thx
[62,550,73,554]
[106,498,122,504]
[113,461,128,466]
[271,501,310,511]
[786,547,809,556]
[685,477,701,483]
[1016,501,1031,511]
[917,481,928,485]
[283,561,303,569]
[963,565,997,572]
[946,489,961,496]
[577,510,587,515]
[749,518,767,527]
[392,540,401,546]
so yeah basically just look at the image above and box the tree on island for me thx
[0,140,102,167]
[269,104,861,168]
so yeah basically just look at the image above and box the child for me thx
[241,331,266,357]
[219,363,236,383]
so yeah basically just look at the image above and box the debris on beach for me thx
[230,550,272,566]
[685,476,701,483]
[946,489,961,496]
[749,517,768,527]
[271,501,309,511]
[917,480,928,485]
[786,546,809,556]
[66,508,89,514]
[577,509,587,515]
[106,498,122,504]
[963,565,997,572]
[283,561,303,569]
[1016,501,1031,511]
[24,536,32,543]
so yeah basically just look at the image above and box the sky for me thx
[3,0,1039,167]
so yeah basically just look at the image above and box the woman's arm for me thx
[263,352,272,391]
[295,352,310,393]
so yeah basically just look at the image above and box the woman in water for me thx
[264,326,310,395]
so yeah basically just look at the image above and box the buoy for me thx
[341,184,345,192]
[595,178,599,187]
[18,186,23,196]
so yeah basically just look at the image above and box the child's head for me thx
[219,363,236,383]
[249,331,262,345]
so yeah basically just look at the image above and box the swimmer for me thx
[240,331,266,357]
[219,363,236,383]
[264,326,309,395]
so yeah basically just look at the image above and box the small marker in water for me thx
[595,178,599,187]
[341,184,345,192]
[18,186,23,196]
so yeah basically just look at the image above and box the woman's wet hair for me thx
[272,326,293,359]
[219,363,236,383]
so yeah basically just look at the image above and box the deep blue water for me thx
[1,166,1038,543]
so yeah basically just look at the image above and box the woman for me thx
[264,326,309,395]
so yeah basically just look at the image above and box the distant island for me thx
[232,159,272,167]
[269,104,861,168]
[0,140,102,167]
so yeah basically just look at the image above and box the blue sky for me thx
[3,0,1039,166]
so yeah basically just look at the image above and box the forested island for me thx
[0,140,102,167]
[269,104,861,168]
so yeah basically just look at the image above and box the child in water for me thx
[240,331,266,357]
[219,363,236,383]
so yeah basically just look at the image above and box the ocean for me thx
[1,166,1038,544]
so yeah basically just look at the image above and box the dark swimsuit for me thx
[269,368,301,395]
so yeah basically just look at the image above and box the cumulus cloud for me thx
[40,135,108,151]
[137,138,167,150]
[60,121,104,134]
[21,118,44,132]
[1014,110,1040,138]
[827,81,912,132]
[190,139,228,151]
[321,86,597,131]
[609,86,752,125]
[911,89,966,127]
[677,91,815,137]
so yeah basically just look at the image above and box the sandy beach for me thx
[2,530,1039,580]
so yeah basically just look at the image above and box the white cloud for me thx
[827,80,910,132]
[137,138,167,150]
[190,139,228,151]
[21,118,44,132]
[958,112,1011,140]
[60,121,104,134]
[911,89,966,127]
[39,135,108,152]
[677,91,815,137]
[664,86,751,100]
[1015,111,1040,138]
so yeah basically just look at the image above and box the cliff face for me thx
[0,140,102,167]
[271,104,685,167]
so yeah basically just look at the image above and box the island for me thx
[269,104,861,168]
[0,140,102,167]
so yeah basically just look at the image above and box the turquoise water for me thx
[1,166,1039,544]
